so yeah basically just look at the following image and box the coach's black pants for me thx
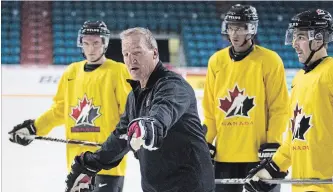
[215,162,281,192]
[93,175,124,192]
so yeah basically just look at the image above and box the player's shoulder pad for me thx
[209,46,230,61]
[254,45,282,59]
[322,57,333,68]
[64,60,86,74]
[104,59,127,71]
[321,57,333,82]
[208,46,230,69]
[254,45,284,68]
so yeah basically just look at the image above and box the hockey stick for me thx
[215,178,333,184]
[17,134,102,147]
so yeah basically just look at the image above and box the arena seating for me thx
[1,1,21,64]
[1,1,333,67]
[251,1,333,68]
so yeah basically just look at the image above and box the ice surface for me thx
[2,91,291,192]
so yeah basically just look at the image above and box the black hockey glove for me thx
[127,117,164,151]
[207,142,216,165]
[244,159,287,192]
[8,119,36,146]
[65,152,100,192]
[258,143,280,161]
[207,143,216,159]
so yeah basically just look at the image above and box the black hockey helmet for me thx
[77,21,111,49]
[221,4,259,35]
[285,9,333,45]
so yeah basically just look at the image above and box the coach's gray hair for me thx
[119,27,158,50]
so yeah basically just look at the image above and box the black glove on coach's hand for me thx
[65,152,100,192]
[127,117,164,151]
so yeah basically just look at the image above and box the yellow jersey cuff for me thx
[272,152,291,172]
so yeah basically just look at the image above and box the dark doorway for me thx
[105,39,170,63]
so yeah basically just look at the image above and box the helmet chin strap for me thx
[228,34,253,51]
[240,34,252,47]
[91,52,105,63]
[303,40,324,65]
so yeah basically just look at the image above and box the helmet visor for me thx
[77,30,110,48]
[221,21,258,35]
[285,28,333,45]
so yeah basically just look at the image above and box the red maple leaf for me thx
[219,85,244,113]
[71,95,91,120]
[291,103,302,133]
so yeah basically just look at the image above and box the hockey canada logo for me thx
[219,85,255,118]
[291,103,312,141]
[70,94,101,132]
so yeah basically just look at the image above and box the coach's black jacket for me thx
[85,61,215,192]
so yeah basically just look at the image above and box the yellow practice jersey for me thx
[273,57,333,192]
[34,59,131,176]
[203,45,289,162]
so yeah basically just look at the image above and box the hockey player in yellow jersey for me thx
[202,4,289,192]
[244,9,333,192]
[8,21,131,192]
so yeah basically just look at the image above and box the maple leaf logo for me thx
[218,85,255,118]
[290,103,312,141]
[70,94,101,126]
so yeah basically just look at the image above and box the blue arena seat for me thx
[0,1,320,66]
[1,1,21,64]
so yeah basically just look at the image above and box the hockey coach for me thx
[65,27,215,192]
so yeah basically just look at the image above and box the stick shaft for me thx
[215,178,333,184]
[21,134,102,147]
